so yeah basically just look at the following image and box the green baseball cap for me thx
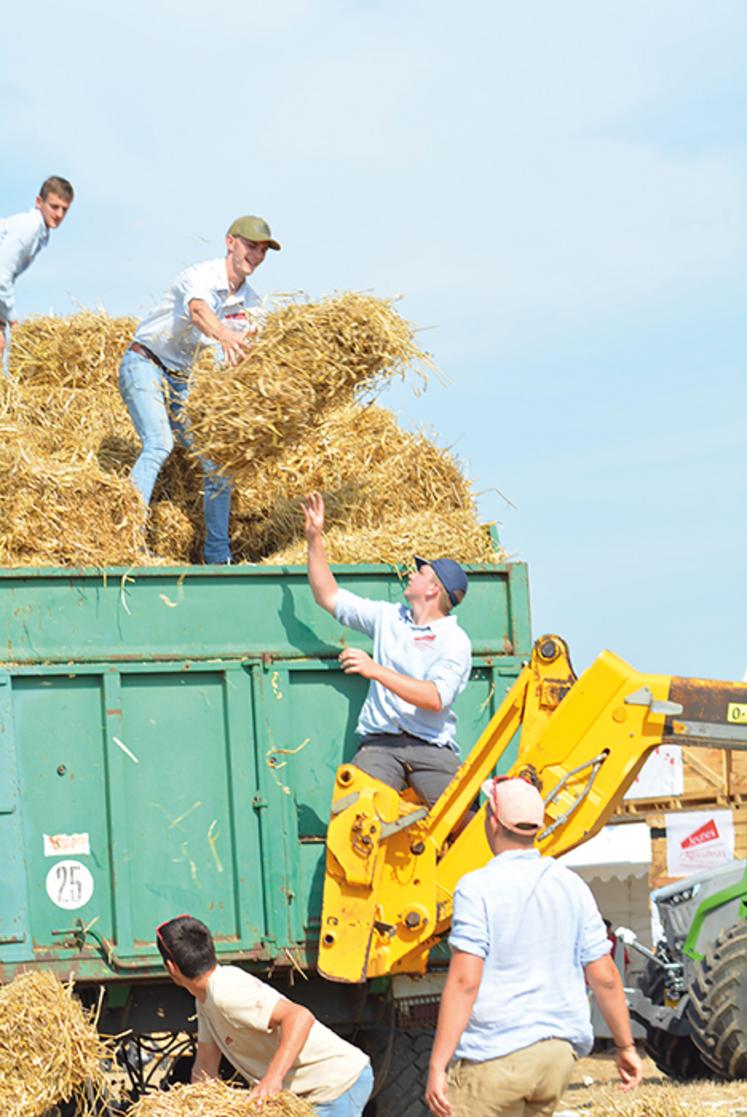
[227,215,281,250]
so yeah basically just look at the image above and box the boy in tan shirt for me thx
[157,915,372,1115]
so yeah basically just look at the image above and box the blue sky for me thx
[2,1,745,679]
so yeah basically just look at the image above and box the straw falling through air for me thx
[184,292,434,482]
[0,970,110,1117]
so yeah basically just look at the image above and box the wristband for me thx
[615,1042,635,1050]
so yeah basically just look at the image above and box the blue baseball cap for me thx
[414,556,468,608]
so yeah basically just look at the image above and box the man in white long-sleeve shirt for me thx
[0,176,75,366]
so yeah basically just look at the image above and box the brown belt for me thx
[130,342,185,377]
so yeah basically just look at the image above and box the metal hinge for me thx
[624,687,683,717]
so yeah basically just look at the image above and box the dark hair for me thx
[157,916,216,978]
[494,817,538,848]
[39,176,74,202]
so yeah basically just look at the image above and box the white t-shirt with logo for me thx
[334,588,472,750]
[133,257,264,372]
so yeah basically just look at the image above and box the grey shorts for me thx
[352,732,460,807]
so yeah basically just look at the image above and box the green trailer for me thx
[0,559,529,1111]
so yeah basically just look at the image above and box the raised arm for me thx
[302,492,339,615]
[187,297,252,366]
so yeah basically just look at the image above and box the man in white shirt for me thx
[157,915,373,1116]
[425,777,643,1117]
[118,215,280,563]
[0,176,74,366]
[303,491,472,807]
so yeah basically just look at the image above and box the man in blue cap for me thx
[303,491,472,806]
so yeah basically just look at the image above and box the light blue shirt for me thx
[334,588,472,750]
[449,850,609,1061]
[133,257,263,372]
[0,208,50,319]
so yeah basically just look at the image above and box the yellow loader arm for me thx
[318,635,747,982]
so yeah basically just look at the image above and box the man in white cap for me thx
[303,490,472,807]
[119,216,280,563]
[425,776,643,1117]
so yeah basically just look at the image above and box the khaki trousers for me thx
[447,1038,575,1117]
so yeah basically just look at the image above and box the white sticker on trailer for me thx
[45,859,94,910]
[44,832,90,857]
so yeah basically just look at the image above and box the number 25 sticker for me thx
[45,859,94,910]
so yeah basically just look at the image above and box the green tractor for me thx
[626,858,747,1080]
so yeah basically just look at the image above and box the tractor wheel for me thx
[636,960,709,1081]
[363,1027,432,1117]
[687,920,747,1079]
[642,1025,709,1081]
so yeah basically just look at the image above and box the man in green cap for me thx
[118,216,280,562]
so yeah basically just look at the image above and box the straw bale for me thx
[149,450,206,562]
[128,1079,316,1116]
[184,293,432,481]
[260,510,500,567]
[228,402,492,563]
[148,499,198,563]
[0,427,146,567]
[8,309,137,388]
[0,970,109,1117]
[0,379,136,467]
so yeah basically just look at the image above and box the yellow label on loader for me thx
[727,702,747,724]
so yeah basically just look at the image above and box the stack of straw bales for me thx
[128,1080,316,1116]
[0,970,110,1117]
[184,292,431,483]
[2,297,501,568]
[232,402,496,566]
[1,311,146,566]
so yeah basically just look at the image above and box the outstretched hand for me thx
[302,491,325,540]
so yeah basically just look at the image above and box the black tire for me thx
[363,1027,432,1117]
[637,958,709,1081]
[642,1025,709,1081]
[687,920,747,1079]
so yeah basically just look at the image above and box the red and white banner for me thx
[666,810,735,876]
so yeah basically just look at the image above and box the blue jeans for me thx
[314,1062,373,1117]
[118,348,232,563]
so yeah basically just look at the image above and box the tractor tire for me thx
[687,920,747,1079]
[642,1025,709,1081]
[364,1028,432,1117]
[636,959,709,1081]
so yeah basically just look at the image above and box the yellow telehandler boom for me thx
[318,635,747,983]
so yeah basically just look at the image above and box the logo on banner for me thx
[666,810,734,877]
[681,819,719,849]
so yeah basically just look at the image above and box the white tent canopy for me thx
[559,822,651,882]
